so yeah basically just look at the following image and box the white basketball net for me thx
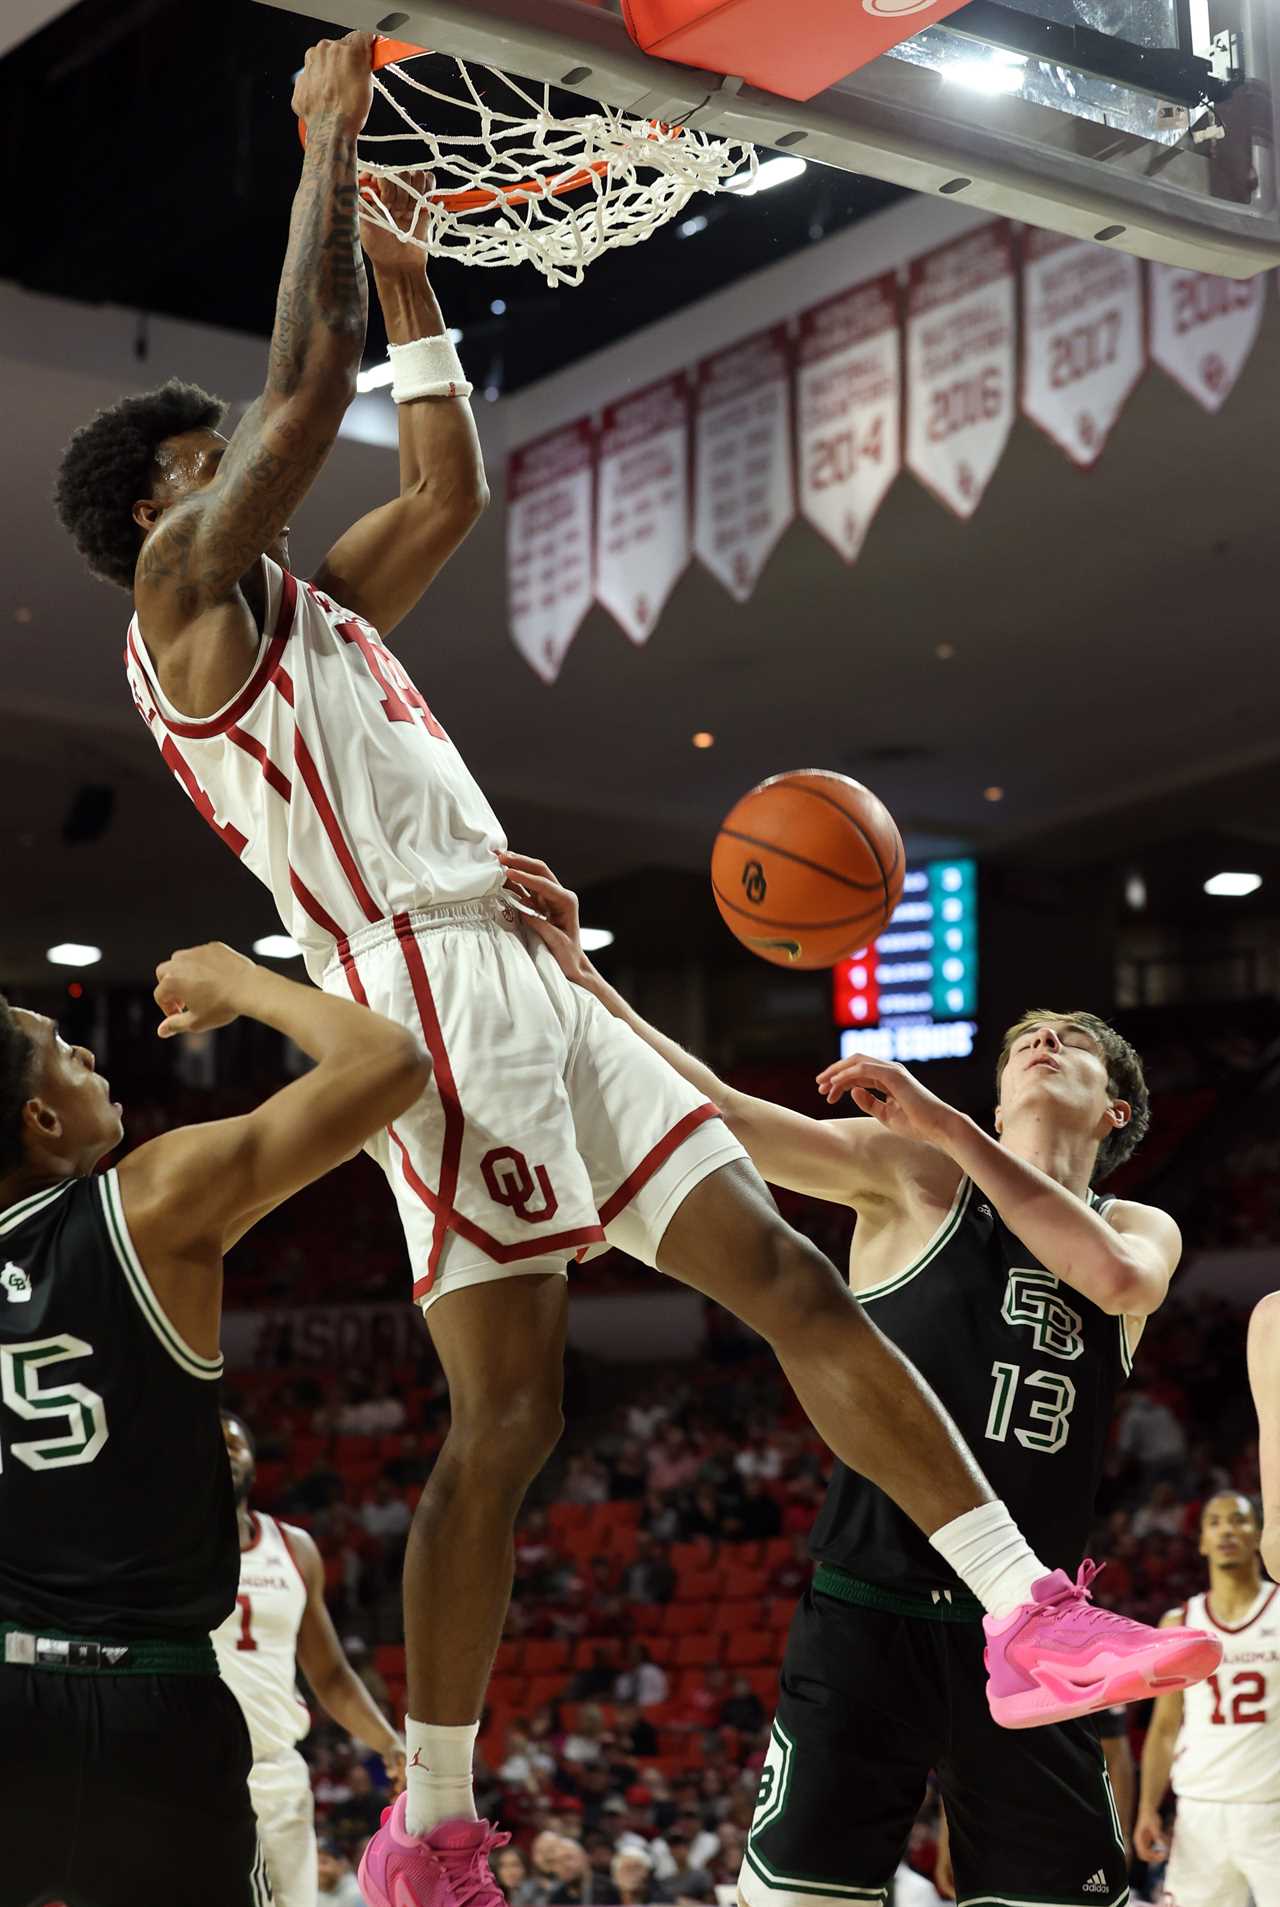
[357,56,757,287]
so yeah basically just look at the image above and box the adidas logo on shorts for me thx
[1082,1872,1109,1895]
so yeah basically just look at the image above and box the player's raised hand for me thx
[497,850,590,983]
[291,29,376,138]
[815,1053,955,1147]
[1133,1806,1168,1864]
[154,943,256,1039]
[360,169,436,268]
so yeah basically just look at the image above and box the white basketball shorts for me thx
[1162,1795,1280,1907]
[323,898,747,1309]
[250,1748,317,1907]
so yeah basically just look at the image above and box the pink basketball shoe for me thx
[358,1797,510,1907]
[984,1560,1222,1728]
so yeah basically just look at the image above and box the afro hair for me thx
[53,378,227,590]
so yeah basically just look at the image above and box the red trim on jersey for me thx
[290,869,345,940]
[276,1519,310,1594]
[292,729,381,924]
[160,735,248,858]
[336,936,371,1007]
[1205,1584,1278,1634]
[393,913,464,1289]
[228,724,292,803]
[597,1103,722,1226]
[129,568,298,738]
[391,1129,606,1297]
[242,1511,263,1554]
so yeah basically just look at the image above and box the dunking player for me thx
[1135,1493,1280,1905]
[0,942,427,1906]
[214,1411,407,1907]
[52,31,1213,1907]
[503,851,1222,1907]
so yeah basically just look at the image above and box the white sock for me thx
[404,1717,480,1836]
[929,1501,1048,1619]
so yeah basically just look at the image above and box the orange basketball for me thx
[711,770,905,970]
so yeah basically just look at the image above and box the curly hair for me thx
[52,379,226,590]
[994,1007,1151,1181]
[0,995,36,1177]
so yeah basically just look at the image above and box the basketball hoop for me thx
[305,37,756,287]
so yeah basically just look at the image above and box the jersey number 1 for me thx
[235,1594,259,1652]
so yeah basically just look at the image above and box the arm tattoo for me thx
[137,126,368,619]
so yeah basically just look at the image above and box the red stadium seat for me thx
[671,1539,715,1573]
[675,1632,722,1668]
[629,1603,666,1635]
[548,1502,591,1536]
[375,1643,407,1676]
[766,1598,795,1631]
[710,1600,761,1635]
[523,1639,570,1674]
[723,1566,768,1600]
[725,1630,775,1667]
[747,1668,778,1704]
[762,1536,793,1567]
[488,1674,522,1710]
[572,1636,623,1670]
[494,1641,522,1675]
[675,1568,723,1602]
[728,1540,765,1566]
[643,1635,675,1664]
[663,1602,713,1635]
[526,1675,568,1708]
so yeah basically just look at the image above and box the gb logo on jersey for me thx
[481,1148,559,1225]
[1,1263,32,1304]
[1002,1266,1083,1359]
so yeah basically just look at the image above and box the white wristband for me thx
[388,335,473,404]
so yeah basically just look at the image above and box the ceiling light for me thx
[13,606,32,624]
[484,385,501,403]
[942,51,1027,95]
[580,928,615,953]
[983,786,1004,802]
[490,298,507,315]
[447,327,463,345]
[1204,871,1262,897]
[726,155,807,197]
[253,933,303,959]
[1125,873,1147,911]
[46,943,102,968]
[678,214,708,238]
[935,642,956,660]
[692,731,715,749]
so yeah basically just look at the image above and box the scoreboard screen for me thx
[832,858,978,1064]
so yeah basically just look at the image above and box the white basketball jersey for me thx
[125,559,506,981]
[1173,1584,1280,1803]
[211,1512,312,1761]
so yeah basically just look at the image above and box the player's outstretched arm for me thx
[1133,1614,1186,1864]
[286,1521,406,1783]
[310,172,489,638]
[135,33,375,636]
[1248,1292,1280,1580]
[117,943,429,1353]
[817,1052,1179,1317]
[498,850,929,1208]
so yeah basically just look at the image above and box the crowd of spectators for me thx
[224,1284,1260,1904]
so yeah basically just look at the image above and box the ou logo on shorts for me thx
[481,1147,559,1225]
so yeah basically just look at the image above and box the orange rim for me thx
[300,36,646,212]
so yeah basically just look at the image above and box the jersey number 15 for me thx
[0,1334,108,1472]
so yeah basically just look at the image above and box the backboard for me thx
[257,0,1280,275]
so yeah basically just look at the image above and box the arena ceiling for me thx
[2,0,1279,988]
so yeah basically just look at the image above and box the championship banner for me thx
[1021,232,1145,467]
[905,223,1016,519]
[796,275,901,564]
[693,326,794,602]
[506,420,595,682]
[596,374,690,644]
[1148,265,1265,413]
